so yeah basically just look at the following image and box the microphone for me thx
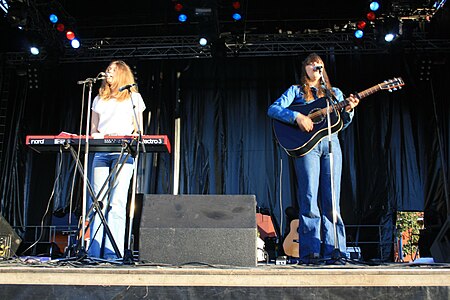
[77,72,108,85]
[313,65,323,71]
[97,72,108,80]
[119,83,137,92]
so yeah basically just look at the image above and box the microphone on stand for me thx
[77,72,109,85]
[97,72,108,80]
[313,65,323,71]
[119,83,137,92]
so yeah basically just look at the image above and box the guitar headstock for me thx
[380,77,405,92]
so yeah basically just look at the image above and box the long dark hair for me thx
[300,53,334,101]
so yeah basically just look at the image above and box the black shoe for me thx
[325,259,347,265]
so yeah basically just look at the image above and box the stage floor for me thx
[1,258,449,299]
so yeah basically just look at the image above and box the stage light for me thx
[178,13,187,22]
[380,17,402,43]
[30,46,39,55]
[56,23,65,32]
[419,59,432,81]
[384,33,395,42]
[232,13,241,21]
[71,38,80,49]
[434,0,446,10]
[174,3,183,12]
[355,30,364,39]
[199,37,208,46]
[231,1,243,21]
[49,14,58,23]
[369,1,380,11]
[27,67,39,89]
[0,1,8,14]
[367,11,376,21]
[357,20,367,30]
[66,30,75,40]
[174,1,188,23]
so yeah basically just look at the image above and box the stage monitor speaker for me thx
[430,217,450,263]
[138,194,257,267]
[0,215,22,258]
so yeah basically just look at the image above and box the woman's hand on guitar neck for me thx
[295,113,314,132]
[345,94,360,112]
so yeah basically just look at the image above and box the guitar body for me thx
[273,97,343,157]
[272,78,405,157]
[283,219,300,258]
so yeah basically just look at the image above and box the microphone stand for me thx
[75,73,123,259]
[121,85,146,265]
[319,70,343,262]
[75,73,103,257]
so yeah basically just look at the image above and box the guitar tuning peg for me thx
[388,89,393,92]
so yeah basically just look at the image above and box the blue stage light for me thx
[354,30,364,39]
[49,14,58,23]
[232,13,242,21]
[370,1,380,11]
[178,14,187,22]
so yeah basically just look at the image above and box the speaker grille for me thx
[138,195,257,267]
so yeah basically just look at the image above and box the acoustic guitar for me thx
[283,219,300,258]
[273,77,405,157]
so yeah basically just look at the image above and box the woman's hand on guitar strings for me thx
[296,113,314,132]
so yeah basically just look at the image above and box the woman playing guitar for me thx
[268,53,359,264]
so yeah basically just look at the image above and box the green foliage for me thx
[396,211,424,256]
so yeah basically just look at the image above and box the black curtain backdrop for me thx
[1,51,449,260]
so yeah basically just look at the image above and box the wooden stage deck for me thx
[0,258,449,299]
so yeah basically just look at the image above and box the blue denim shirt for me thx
[267,85,354,130]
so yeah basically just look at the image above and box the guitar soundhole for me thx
[309,108,325,124]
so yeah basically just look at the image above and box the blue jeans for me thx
[88,153,134,259]
[293,135,346,262]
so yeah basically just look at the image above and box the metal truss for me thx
[4,32,450,65]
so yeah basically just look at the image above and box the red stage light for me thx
[357,20,367,30]
[56,23,65,32]
[66,31,75,40]
[366,12,376,21]
[232,1,241,9]
[174,3,183,12]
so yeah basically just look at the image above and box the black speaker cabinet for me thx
[0,215,22,258]
[430,217,450,263]
[138,194,257,267]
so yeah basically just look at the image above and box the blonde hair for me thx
[99,60,137,101]
[300,53,335,101]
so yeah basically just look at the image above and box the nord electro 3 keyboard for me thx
[25,134,171,153]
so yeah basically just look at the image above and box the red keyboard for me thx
[25,134,171,153]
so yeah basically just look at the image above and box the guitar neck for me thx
[332,84,383,111]
[357,84,383,100]
[308,78,403,120]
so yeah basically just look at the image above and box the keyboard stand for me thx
[63,139,134,259]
